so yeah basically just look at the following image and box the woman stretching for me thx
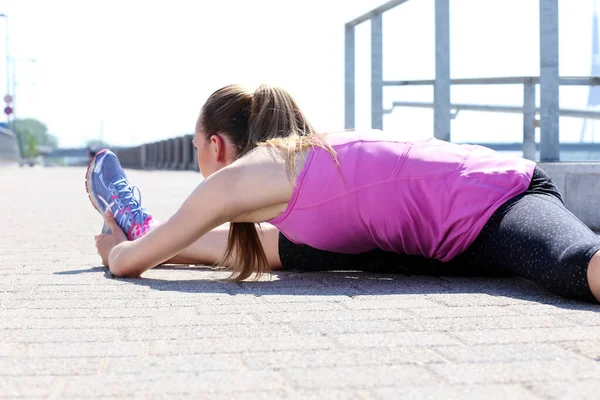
[87,84,600,303]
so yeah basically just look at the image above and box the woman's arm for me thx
[107,147,293,277]
[166,223,283,270]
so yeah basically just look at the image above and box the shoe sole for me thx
[85,149,110,233]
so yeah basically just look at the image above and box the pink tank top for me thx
[268,129,536,262]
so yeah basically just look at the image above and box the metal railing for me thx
[112,135,199,172]
[384,76,600,161]
[344,0,591,162]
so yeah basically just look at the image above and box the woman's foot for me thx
[85,149,156,240]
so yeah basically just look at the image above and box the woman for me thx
[89,84,600,303]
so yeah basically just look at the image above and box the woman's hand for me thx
[95,209,128,267]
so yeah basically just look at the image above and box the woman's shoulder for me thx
[227,145,311,191]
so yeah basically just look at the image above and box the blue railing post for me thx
[371,13,383,130]
[434,0,451,142]
[172,136,183,169]
[539,0,560,161]
[345,24,355,130]
[523,78,537,160]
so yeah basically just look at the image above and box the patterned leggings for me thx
[278,167,600,303]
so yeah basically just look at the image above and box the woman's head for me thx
[194,83,335,282]
[194,84,317,177]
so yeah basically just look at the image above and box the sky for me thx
[0,0,597,148]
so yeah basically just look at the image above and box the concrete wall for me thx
[113,139,600,231]
[114,135,199,173]
[0,130,20,166]
[539,162,600,231]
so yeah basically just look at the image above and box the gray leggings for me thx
[278,167,600,303]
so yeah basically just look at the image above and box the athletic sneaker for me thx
[85,149,156,240]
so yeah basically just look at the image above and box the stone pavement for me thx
[1,166,600,399]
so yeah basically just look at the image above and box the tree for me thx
[86,139,110,150]
[26,134,38,160]
[12,118,58,159]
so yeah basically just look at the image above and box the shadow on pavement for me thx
[54,266,107,275]
[54,264,600,311]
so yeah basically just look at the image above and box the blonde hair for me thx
[199,84,336,280]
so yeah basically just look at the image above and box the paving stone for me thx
[284,388,368,400]
[0,357,104,376]
[0,376,58,398]
[289,319,406,335]
[342,297,442,310]
[430,360,600,384]
[242,348,445,369]
[333,332,460,348]
[372,384,540,399]
[432,343,579,363]
[286,365,438,389]
[0,328,122,343]
[405,305,520,318]
[194,300,346,315]
[105,354,245,373]
[123,323,296,340]
[253,309,413,323]
[402,315,576,332]
[149,336,335,355]
[528,380,600,400]
[24,341,151,358]
[59,371,287,396]
[452,327,600,345]
[558,340,600,360]
[0,317,154,330]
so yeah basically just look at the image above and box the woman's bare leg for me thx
[587,251,600,302]
[165,223,283,269]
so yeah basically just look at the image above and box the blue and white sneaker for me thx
[85,149,156,240]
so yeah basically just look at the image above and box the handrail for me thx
[383,76,600,86]
[0,126,16,138]
[386,101,600,120]
[346,0,411,27]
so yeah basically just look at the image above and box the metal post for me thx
[169,141,174,169]
[523,79,537,160]
[0,14,18,159]
[150,142,158,169]
[10,56,15,133]
[140,144,147,169]
[187,138,195,170]
[2,14,8,122]
[181,135,191,170]
[157,140,164,169]
[172,136,182,169]
[539,0,560,161]
[164,139,172,169]
[345,24,355,130]
[434,0,451,141]
[371,13,383,130]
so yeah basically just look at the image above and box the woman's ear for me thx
[210,134,228,163]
